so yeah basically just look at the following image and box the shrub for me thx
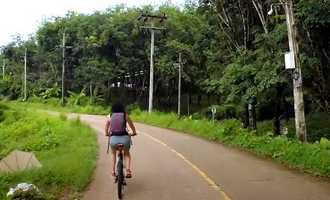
[0,103,9,122]
[67,89,89,106]
[39,85,61,100]
[198,104,244,120]
[306,113,330,142]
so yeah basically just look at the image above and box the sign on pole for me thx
[211,106,217,122]
[285,51,295,69]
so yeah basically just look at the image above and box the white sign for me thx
[285,52,295,69]
[211,107,217,122]
[211,107,217,114]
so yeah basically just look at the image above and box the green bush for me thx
[306,113,330,142]
[198,104,244,120]
[0,76,21,100]
[39,85,61,100]
[256,112,330,142]
[126,103,140,114]
[0,103,98,199]
[0,103,9,122]
[67,89,89,106]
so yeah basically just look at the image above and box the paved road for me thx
[79,114,330,200]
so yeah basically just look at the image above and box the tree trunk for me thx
[251,0,269,34]
[273,88,281,136]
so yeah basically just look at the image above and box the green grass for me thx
[9,99,110,115]
[132,109,330,177]
[0,102,98,199]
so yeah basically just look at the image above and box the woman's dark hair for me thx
[111,102,125,113]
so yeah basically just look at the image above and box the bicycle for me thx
[115,143,126,199]
[107,134,136,199]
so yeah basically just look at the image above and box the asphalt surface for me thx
[79,114,330,200]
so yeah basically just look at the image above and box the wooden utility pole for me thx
[61,31,66,105]
[178,53,182,116]
[23,48,27,101]
[284,0,307,141]
[138,13,167,113]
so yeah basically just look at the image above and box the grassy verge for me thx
[132,109,330,178]
[8,99,110,115]
[0,102,98,199]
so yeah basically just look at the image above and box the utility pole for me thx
[284,0,307,142]
[138,13,167,113]
[178,53,182,116]
[149,24,155,113]
[61,31,66,105]
[23,48,27,101]
[89,81,93,104]
[2,59,5,79]
[268,0,307,141]
[187,96,190,116]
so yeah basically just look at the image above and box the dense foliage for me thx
[0,1,329,140]
[0,102,98,199]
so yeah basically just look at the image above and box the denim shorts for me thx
[110,135,131,151]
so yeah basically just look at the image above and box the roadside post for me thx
[248,96,257,130]
[211,106,217,122]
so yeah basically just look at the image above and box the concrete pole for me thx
[284,0,307,142]
[24,48,27,101]
[61,31,66,105]
[148,27,155,113]
[90,81,93,104]
[2,59,5,79]
[187,95,190,116]
[178,53,182,116]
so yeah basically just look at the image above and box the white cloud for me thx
[0,0,186,46]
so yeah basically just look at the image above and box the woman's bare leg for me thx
[111,149,116,176]
[124,150,131,172]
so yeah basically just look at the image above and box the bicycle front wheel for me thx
[118,178,123,199]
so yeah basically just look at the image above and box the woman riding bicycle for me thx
[105,102,137,178]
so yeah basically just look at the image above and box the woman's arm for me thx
[126,114,137,135]
[105,118,111,136]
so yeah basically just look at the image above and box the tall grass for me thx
[9,99,110,115]
[132,109,330,177]
[0,102,98,199]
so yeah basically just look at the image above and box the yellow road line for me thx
[140,131,232,200]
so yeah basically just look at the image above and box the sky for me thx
[0,0,186,46]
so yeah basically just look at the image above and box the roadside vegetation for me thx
[9,98,110,115]
[1,2,329,138]
[7,99,330,177]
[0,102,98,199]
[0,0,330,185]
[132,109,330,177]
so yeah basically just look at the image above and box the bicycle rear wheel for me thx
[117,154,124,199]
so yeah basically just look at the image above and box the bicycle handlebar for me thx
[129,133,137,137]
